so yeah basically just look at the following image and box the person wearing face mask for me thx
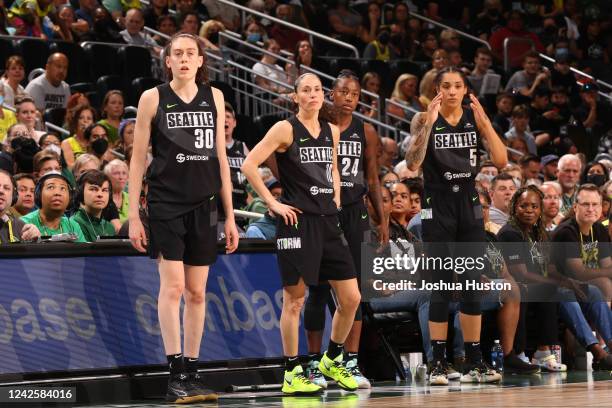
[581,162,609,188]
[268,3,307,52]
[0,85,17,144]
[84,123,114,164]
[363,25,398,63]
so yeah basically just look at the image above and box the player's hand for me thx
[224,218,240,254]
[425,92,443,126]
[269,200,302,226]
[469,94,491,130]
[129,217,148,253]
[20,224,41,241]
[377,218,389,247]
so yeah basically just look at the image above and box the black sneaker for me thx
[166,373,200,404]
[592,354,612,371]
[189,372,219,402]
[504,353,540,374]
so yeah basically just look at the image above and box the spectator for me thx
[468,47,495,96]
[581,161,609,188]
[572,83,612,158]
[72,153,100,180]
[2,123,29,154]
[120,8,161,55]
[10,133,40,174]
[439,29,461,54]
[118,177,148,238]
[21,171,85,240]
[540,181,563,231]
[242,20,267,47]
[103,159,129,223]
[53,4,90,42]
[550,54,580,102]
[118,118,135,153]
[97,90,124,147]
[327,0,363,46]
[7,0,55,39]
[285,40,325,84]
[419,49,449,104]
[39,132,62,155]
[0,56,26,108]
[0,170,40,243]
[75,0,98,29]
[252,39,289,95]
[489,10,545,66]
[389,181,411,230]
[472,0,505,41]
[178,11,199,36]
[387,74,424,122]
[202,0,240,32]
[24,53,70,112]
[413,29,438,62]
[70,169,116,242]
[519,154,541,183]
[424,0,469,29]
[245,177,281,239]
[576,17,609,71]
[0,86,17,144]
[91,6,122,43]
[361,1,381,46]
[102,0,140,24]
[153,15,177,47]
[504,51,551,100]
[505,105,538,156]
[528,87,553,135]
[489,173,516,226]
[8,172,36,219]
[62,104,95,170]
[541,154,559,181]
[507,137,528,164]
[379,137,398,171]
[14,96,45,143]
[363,25,399,63]
[85,124,114,165]
[268,3,307,52]
[32,150,64,182]
[143,0,168,30]
[558,153,581,214]
[492,92,514,135]
[63,92,91,130]
[199,19,225,51]
[359,71,381,118]
[501,163,524,187]
[224,103,249,211]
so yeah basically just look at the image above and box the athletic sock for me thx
[185,357,199,375]
[326,340,344,360]
[431,340,446,363]
[346,352,358,361]
[308,353,322,363]
[285,356,300,372]
[167,353,185,376]
[465,342,483,364]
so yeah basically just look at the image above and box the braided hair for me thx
[507,184,548,243]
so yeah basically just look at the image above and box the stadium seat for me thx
[96,75,124,102]
[389,59,424,82]
[117,46,152,86]
[15,38,50,76]
[43,107,67,128]
[328,58,361,77]
[70,82,95,94]
[130,76,163,106]
[50,41,89,84]
[83,42,120,79]
[0,37,16,71]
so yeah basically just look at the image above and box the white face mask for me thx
[45,144,62,157]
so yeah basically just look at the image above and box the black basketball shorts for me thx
[276,213,356,287]
[148,196,218,266]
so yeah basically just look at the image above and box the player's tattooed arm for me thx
[405,112,432,171]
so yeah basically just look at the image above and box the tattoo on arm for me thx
[405,113,433,169]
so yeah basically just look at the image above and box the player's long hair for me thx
[163,33,209,84]
[507,185,548,243]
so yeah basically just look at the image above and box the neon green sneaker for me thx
[318,352,358,391]
[282,365,323,395]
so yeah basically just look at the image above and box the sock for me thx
[533,349,551,360]
[308,353,322,363]
[346,352,358,361]
[167,353,185,375]
[326,340,344,360]
[284,356,300,372]
[464,342,483,364]
[431,340,446,363]
[185,357,199,374]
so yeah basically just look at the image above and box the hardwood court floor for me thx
[78,371,612,407]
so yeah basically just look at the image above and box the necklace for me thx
[84,210,102,241]
[38,213,63,237]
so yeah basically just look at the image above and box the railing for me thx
[217,0,359,58]
[384,98,420,129]
[502,37,535,73]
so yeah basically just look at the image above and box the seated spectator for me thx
[528,87,554,133]
[39,132,62,157]
[550,55,580,104]
[489,173,516,227]
[557,153,581,215]
[492,92,514,135]
[91,6,122,43]
[0,86,17,144]
[508,137,528,164]
[0,170,40,243]
[53,4,90,42]
[120,8,161,55]
[468,47,496,96]
[472,0,505,41]
[489,10,545,66]
[224,104,249,211]
[413,29,438,62]
[359,71,381,118]
[501,163,525,187]
[75,0,97,29]
[199,19,224,51]
[245,177,281,239]
[326,0,363,46]
[268,3,307,52]
[72,153,100,180]
[177,10,199,36]
[576,17,609,74]
[285,40,324,84]
[504,51,551,100]
[97,90,124,147]
[387,74,424,122]
[581,161,609,188]
[32,149,72,186]
[540,181,563,231]
[572,83,612,158]
[84,124,115,164]
[21,171,86,241]
[15,96,45,143]
[361,1,381,46]
[102,0,140,24]
[252,39,289,95]
[0,56,26,108]
[118,118,135,154]
[202,0,239,32]
[62,104,96,170]
[240,20,267,54]
[389,181,411,230]
[8,173,35,219]
[7,0,55,39]
[153,15,177,47]
[519,154,541,183]
[63,93,91,128]
[24,53,70,111]
[103,159,129,223]
[70,169,116,242]
[379,137,398,172]
[541,154,559,181]
[419,49,449,104]
[363,25,399,63]
[505,105,538,156]
[143,0,168,30]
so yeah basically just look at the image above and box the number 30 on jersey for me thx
[195,128,214,149]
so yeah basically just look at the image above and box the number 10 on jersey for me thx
[195,128,214,149]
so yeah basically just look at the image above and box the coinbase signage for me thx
[0,253,307,374]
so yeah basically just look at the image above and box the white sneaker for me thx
[428,361,449,386]
[460,361,502,383]
[531,352,567,372]
[306,359,328,389]
[345,357,371,389]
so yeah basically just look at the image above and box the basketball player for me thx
[128,33,239,403]
[405,67,507,385]
[241,73,361,394]
[303,70,388,389]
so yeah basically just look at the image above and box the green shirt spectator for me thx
[21,209,87,242]
[70,208,115,242]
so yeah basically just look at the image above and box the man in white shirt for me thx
[119,8,161,56]
[24,53,71,112]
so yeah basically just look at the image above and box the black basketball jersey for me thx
[338,117,367,206]
[276,116,337,216]
[423,108,482,188]
[226,139,248,209]
[147,83,220,220]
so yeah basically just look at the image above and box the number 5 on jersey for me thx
[195,128,214,149]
